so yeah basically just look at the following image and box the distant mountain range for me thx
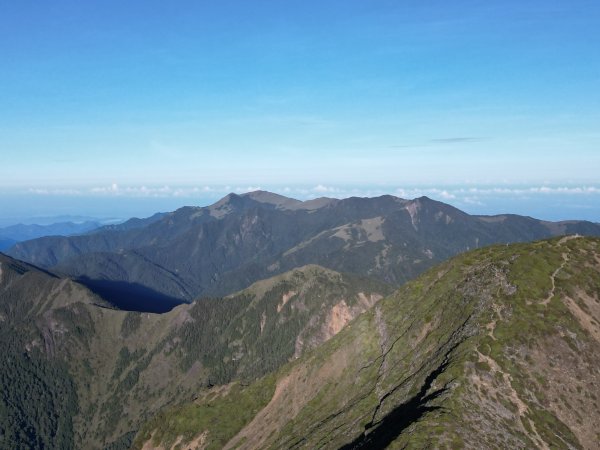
[0,220,102,251]
[0,214,119,228]
[7,191,600,311]
[0,214,165,253]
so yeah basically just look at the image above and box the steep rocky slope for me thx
[0,254,389,449]
[8,191,600,311]
[135,236,600,449]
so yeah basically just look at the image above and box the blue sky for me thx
[1,1,599,221]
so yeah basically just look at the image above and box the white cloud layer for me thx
[22,184,600,208]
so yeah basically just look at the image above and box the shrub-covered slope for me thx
[0,254,389,449]
[135,236,600,450]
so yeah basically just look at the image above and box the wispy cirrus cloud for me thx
[390,137,485,149]
[429,137,484,144]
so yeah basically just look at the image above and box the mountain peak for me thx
[205,193,246,218]
[241,190,302,208]
[230,190,338,211]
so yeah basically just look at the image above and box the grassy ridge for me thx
[134,376,277,450]
[134,237,600,449]
[0,256,389,449]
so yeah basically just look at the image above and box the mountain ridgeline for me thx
[7,191,600,312]
[2,192,600,449]
[0,220,103,251]
[135,236,600,449]
[0,254,389,449]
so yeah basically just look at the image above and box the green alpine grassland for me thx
[134,236,600,449]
